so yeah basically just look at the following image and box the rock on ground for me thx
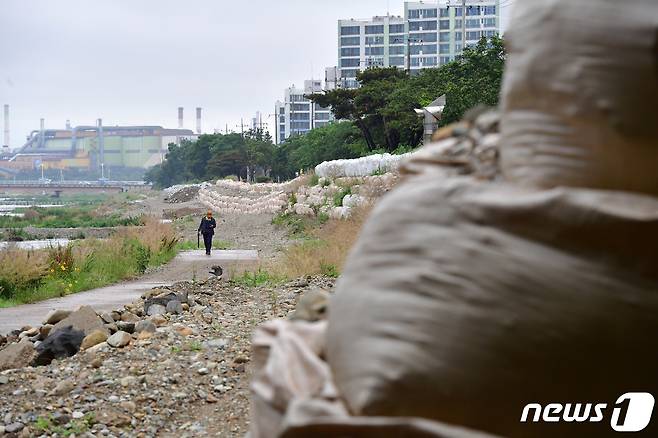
[0,275,335,436]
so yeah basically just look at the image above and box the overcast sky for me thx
[0,0,512,150]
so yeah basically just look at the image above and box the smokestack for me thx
[2,104,8,150]
[39,118,45,149]
[178,107,184,129]
[97,118,104,171]
[196,107,202,134]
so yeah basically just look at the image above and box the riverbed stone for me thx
[166,300,183,314]
[43,309,71,325]
[52,305,108,336]
[80,330,109,350]
[0,340,36,371]
[107,331,132,348]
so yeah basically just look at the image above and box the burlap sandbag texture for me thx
[327,176,658,438]
[500,0,658,195]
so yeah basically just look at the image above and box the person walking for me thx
[198,210,217,256]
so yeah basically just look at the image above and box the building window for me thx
[315,113,331,121]
[483,18,497,27]
[341,69,358,78]
[279,116,285,123]
[341,58,361,68]
[389,23,405,33]
[485,30,498,37]
[366,57,384,67]
[484,6,496,15]
[389,45,405,55]
[411,32,437,42]
[291,121,309,129]
[439,20,450,30]
[365,36,385,45]
[454,7,463,17]
[365,25,384,34]
[466,19,480,28]
[390,35,405,44]
[409,21,437,31]
[292,103,309,111]
[440,7,450,18]
[466,31,481,40]
[410,44,437,55]
[455,43,463,52]
[439,43,450,54]
[291,113,310,121]
[341,26,360,36]
[455,31,462,41]
[439,32,450,42]
[279,107,284,114]
[409,8,437,19]
[467,6,481,16]
[341,47,360,57]
[390,57,405,66]
[455,19,462,29]
[365,46,384,56]
[341,36,360,46]
[440,56,452,65]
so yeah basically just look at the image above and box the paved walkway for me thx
[0,250,259,334]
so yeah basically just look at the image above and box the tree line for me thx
[145,36,505,188]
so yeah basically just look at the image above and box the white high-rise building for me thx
[274,79,334,144]
[337,1,501,86]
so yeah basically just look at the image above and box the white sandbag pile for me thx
[198,178,303,215]
[249,1,658,437]
[315,153,411,179]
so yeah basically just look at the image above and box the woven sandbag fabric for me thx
[500,0,658,195]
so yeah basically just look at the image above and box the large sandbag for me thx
[500,0,658,195]
[327,176,658,438]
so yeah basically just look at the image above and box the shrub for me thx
[256,176,272,183]
[333,186,352,207]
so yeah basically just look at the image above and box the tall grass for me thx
[267,206,371,280]
[0,217,179,307]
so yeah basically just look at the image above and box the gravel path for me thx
[0,250,259,335]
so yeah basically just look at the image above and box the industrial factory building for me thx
[0,107,199,175]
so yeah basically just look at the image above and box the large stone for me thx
[99,312,114,324]
[80,330,108,350]
[166,300,183,314]
[0,340,36,371]
[52,306,108,336]
[33,326,85,366]
[146,304,166,316]
[107,331,132,348]
[116,321,135,333]
[43,309,72,325]
[134,320,156,334]
[120,312,140,323]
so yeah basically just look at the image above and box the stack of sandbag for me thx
[249,1,658,437]
[326,1,658,437]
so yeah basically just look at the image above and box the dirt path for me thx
[0,250,258,335]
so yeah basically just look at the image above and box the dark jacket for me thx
[198,217,216,235]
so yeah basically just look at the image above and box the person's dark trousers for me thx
[202,233,213,255]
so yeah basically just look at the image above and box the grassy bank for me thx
[232,207,370,287]
[0,218,178,307]
[0,205,142,229]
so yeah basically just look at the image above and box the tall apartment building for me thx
[274,79,334,144]
[338,0,501,85]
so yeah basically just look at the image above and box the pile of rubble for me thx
[0,276,336,436]
[163,183,211,204]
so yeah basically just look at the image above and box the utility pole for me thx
[461,0,466,56]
